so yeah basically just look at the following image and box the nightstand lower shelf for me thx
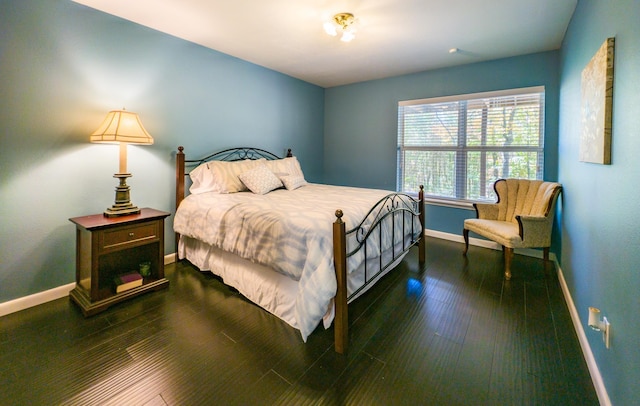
[70,278,169,316]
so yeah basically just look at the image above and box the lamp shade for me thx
[90,110,153,145]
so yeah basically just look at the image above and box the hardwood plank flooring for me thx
[0,238,598,405]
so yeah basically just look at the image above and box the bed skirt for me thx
[178,235,409,337]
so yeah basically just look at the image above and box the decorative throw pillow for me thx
[238,164,283,195]
[209,159,266,193]
[279,174,307,190]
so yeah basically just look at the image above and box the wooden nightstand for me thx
[69,208,170,316]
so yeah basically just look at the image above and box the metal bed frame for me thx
[175,146,425,353]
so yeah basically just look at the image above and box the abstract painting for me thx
[580,37,615,164]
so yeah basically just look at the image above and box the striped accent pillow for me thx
[264,157,305,179]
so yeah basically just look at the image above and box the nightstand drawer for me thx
[101,222,158,250]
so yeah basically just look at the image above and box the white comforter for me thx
[173,183,420,340]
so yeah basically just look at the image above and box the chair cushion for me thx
[464,218,525,248]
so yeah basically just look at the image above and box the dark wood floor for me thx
[1,238,598,406]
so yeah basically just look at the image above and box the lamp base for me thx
[104,205,141,218]
[104,173,141,217]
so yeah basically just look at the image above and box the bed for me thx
[174,146,425,353]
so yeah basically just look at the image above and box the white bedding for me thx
[174,183,420,341]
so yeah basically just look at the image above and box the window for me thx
[397,87,545,203]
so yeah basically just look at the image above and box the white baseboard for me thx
[0,282,76,318]
[429,229,610,404]
[0,254,177,318]
[164,253,176,265]
[555,262,611,406]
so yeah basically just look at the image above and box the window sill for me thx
[405,192,477,210]
[423,198,475,210]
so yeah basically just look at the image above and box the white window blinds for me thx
[397,87,545,202]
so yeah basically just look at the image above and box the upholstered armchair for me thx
[463,179,562,280]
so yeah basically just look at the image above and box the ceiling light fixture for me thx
[324,12,357,42]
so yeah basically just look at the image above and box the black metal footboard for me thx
[333,185,425,353]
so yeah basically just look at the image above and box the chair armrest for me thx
[474,203,499,220]
[515,214,553,245]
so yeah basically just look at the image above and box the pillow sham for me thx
[238,163,283,195]
[264,156,305,180]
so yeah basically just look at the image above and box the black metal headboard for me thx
[182,146,292,173]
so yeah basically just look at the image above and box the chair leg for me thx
[543,247,550,262]
[463,229,469,255]
[504,247,513,280]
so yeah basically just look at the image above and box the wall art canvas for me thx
[580,37,615,164]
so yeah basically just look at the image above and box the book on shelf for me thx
[114,272,143,293]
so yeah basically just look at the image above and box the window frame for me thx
[397,86,545,206]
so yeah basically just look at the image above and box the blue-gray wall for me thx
[324,52,560,235]
[0,0,324,303]
[3,0,638,403]
[559,0,640,404]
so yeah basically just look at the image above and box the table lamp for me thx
[90,109,153,217]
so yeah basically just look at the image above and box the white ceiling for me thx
[73,0,577,88]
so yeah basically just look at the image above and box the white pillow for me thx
[279,174,307,190]
[189,162,222,194]
[238,164,283,195]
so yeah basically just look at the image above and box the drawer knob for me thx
[129,232,135,237]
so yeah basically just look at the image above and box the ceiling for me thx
[73,0,577,88]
